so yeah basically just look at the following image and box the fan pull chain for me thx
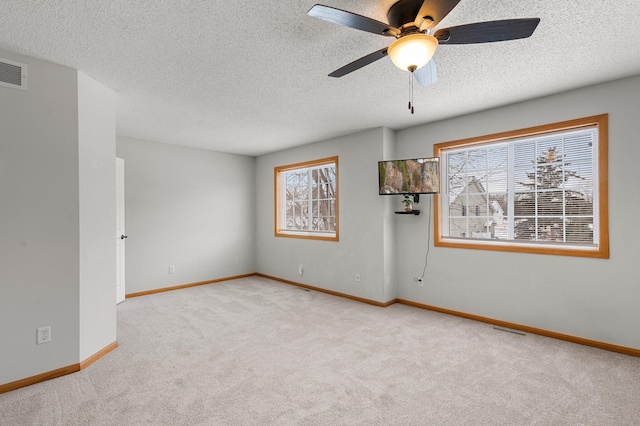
[408,66,415,114]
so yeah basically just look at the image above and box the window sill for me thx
[275,230,338,242]
[435,237,608,258]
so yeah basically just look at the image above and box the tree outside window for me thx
[275,157,338,241]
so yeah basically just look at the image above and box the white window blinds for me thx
[441,126,599,247]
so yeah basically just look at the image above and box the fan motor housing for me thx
[387,0,428,28]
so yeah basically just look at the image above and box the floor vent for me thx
[493,326,526,336]
[0,57,27,90]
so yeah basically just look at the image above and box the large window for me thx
[274,156,338,241]
[434,115,608,258]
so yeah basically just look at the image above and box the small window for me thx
[434,115,608,258]
[274,156,338,241]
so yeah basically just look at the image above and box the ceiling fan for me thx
[308,0,540,87]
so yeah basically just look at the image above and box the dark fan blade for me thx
[435,18,540,44]
[308,4,399,37]
[414,59,437,87]
[328,48,389,77]
[415,0,462,30]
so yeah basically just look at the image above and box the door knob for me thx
[121,235,128,239]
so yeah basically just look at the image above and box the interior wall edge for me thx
[79,341,118,370]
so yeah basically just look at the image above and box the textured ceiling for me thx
[1,1,639,156]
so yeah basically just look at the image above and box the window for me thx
[434,115,608,258]
[274,156,338,241]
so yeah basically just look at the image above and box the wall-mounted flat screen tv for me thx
[378,157,440,195]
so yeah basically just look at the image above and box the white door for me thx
[116,157,126,304]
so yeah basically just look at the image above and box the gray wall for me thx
[256,128,395,303]
[381,127,398,302]
[78,72,117,361]
[394,74,640,350]
[255,75,640,350]
[0,50,117,386]
[116,137,256,294]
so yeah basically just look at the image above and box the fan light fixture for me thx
[387,33,438,72]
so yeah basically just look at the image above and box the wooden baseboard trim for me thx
[0,364,80,395]
[126,273,257,298]
[0,340,118,394]
[256,273,396,307]
[123,273,640,357]
[255,275,638,356]
[397,299,640,357]
[80,341,118,370]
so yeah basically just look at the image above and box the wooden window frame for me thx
[434,114,609,258]
[274,156,339,241]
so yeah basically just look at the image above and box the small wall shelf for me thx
[395,210,420,215]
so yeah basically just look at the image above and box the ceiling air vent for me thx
[0,57,27,90]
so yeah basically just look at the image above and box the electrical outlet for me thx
[169,265,175,274]
[414,277,424,287]
[355,273,361,282]
[298,264,303,276]
[37,326,51,344]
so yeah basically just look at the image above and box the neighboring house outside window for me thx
[449,177,497,239]
[434,115,608,258]
[274,156,338,241]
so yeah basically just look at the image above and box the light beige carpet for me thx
[2,276,639,425]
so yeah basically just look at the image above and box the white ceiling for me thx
[1,1,639,156]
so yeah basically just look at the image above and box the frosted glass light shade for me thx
[388,34,438,71]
